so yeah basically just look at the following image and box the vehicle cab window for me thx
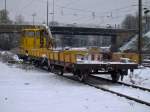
[25,31,35,37]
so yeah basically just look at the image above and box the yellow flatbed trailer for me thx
[18,26,138,82]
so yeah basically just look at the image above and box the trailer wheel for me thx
[111,71,120,82]
[78,74,84,82]
[34,60,40,67]
[57,68,64,76]
[77,71,89,82]
[54,66,64,76]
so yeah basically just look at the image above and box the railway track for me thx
[62,74,150,107]
[14,62,150,107]
[142,60,150,67]
[89,75,150,92]
[34,64,150,107]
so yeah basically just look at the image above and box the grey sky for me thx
[0,0,149,26]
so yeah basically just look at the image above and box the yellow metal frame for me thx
[19,28,139,64]
[19,28,87,64]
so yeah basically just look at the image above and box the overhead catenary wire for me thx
[54,4,138,25]
[56,4,138,15]
[62,0,82,8]
[58,5,137,17]
[18,0,35,13]
[7,0,142,25]
[59,6,137,22]
[34,0,138,17]
[37,0,138,16]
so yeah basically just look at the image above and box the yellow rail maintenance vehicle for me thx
[18,25,138,82]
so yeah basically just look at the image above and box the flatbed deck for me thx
[75,61,138,69]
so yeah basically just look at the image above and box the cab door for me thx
[35,30,40,48]
[26,31,35,49]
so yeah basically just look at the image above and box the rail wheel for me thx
[54,66,64,76]
[34,60,40,67]
[78,74,85,82]
[111,71,120,82]
[56,68,64,76]
[77,70,89,82]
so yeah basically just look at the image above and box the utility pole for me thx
[138,0,142,65]
[32,13,36,25]
[47,0,49,26]
[144,8,150,33]
[48,0,55,26]
[52,0,55,24]
[4,0,7,24]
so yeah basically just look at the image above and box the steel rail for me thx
[85,81,150,107]
[62,75,150,107]
[89,75,150,92]
[19,62,150,107]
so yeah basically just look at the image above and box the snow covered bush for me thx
[0,51,22,63]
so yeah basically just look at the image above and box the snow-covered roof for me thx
[120,31,150,51]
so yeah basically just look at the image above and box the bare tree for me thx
[49,21,59,26]
[121,14,138,29]
[0,9,12,24]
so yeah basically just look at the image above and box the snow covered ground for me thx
[0,62,150,112]
[123,68,150,89]
[97,67,150,89]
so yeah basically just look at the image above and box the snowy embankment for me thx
[0,51,22,63]
[0,61,150,111]
[99,67,150,89]
[123,68,150,88]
